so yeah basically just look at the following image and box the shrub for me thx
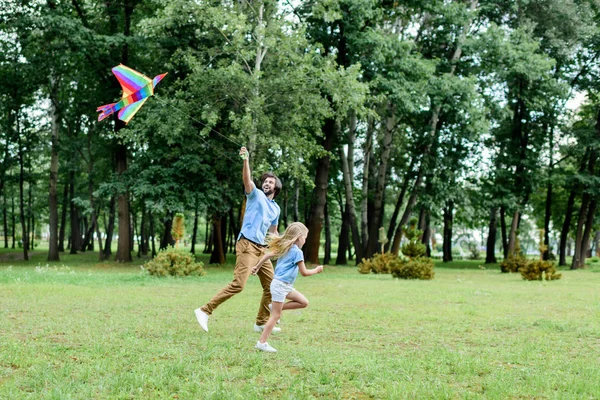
[391,257,435,280]
[358,252,403,274]
[500,255,528,273]
[144,247,205,277]
[172,213,185,248]
[401,223,426,258]
[520,260,562,281]
[501,238,527,273]
[467,242,480,260]
[401,241,426,258]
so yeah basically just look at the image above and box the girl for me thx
[251,222,324,353]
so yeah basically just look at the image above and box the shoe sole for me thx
[194,310,209,332]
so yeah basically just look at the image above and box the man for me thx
[195,146,282,333]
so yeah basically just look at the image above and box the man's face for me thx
[262,177,277,197]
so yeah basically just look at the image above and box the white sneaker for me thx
[255,341,277,353]
[268,304,280,325]
[254,324,281,333]
[194,308,209,332]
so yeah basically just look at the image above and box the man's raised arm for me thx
[240,147,255,194]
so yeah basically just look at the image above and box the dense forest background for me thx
[1,0,599,268]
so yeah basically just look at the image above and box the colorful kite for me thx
[97,64,167,124]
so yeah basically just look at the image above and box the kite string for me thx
[154,96,244,149]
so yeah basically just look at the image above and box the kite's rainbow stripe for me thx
[97,64,167,124]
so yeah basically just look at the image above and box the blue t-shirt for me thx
[238,187,280,245]
[274,244,304,284]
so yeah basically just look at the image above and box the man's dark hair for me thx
[261,172,282,199]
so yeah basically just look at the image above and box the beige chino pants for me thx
[201,238,274,325]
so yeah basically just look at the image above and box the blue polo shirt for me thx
[274,244,304,284]
[238,187,280,245]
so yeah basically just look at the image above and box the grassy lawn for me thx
[1,250,600,399]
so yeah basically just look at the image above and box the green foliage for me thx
[401,241,426,259]
[144,247,205,277]
[500,255,529,273]
[391,257,435,280]
[520,260,562,281]
[401,221,426,258]
[358,252,401,274]
[171,213,185,245]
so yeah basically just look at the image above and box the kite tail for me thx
[97,103,116,121]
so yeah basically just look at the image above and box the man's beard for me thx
[262,187,273,196]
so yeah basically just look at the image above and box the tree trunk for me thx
[31,212,35,251]
[390,168,425,255]
[443,202,454,262]
[17,136,28,261]
[203,214,212,254]
[11,195,15,249]
[571,193,590,269]
[282,186,288,229]
[304,119,337,264]
[581,198,597,262]
[47,83,60,261]
[138,205,147,257]
[103,196,116,258]
[593,231,600,257]
[336,206,349,265]
[360,118,374,251]
[69,170,80,254]
[339,146,362,263]
[543,180,553,260]
[58,181,68,252]
[229,206,239,253]
[130,206,137,253]
[210,214,225,264]
[191,204,199,254]
[323,202,331,265]
[115,142,131,262]
[485,207,498,264]
[293,181,299,222]
[221,211,227,256]
[365,103,395,258]
[422,210,432,257]
[3,195,8,248]
[500,205,508,259]
[507,211,519,257]
[543,121,555,260]
[385,160,415,252]
[559,149,590,265]
[149,210,157,257]
[81,220,94,251]
[160,213,174,250]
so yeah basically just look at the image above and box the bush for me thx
[144,247,205,277]
[520,260,562,281]
[391,257,435,280]
[401,241,426,258]
[500,255,528,273]
[358,252,402,274]
[467,242,480,260]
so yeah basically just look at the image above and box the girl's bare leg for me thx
[282,290,308,310]
[259,301,283,344]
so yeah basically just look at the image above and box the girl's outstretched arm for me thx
[298,261,324,277]
[252,251,275,275]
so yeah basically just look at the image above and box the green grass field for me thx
[1,250,600,399]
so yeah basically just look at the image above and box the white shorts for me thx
[270,278,295,303]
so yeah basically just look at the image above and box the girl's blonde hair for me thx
[266,222,308,258]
